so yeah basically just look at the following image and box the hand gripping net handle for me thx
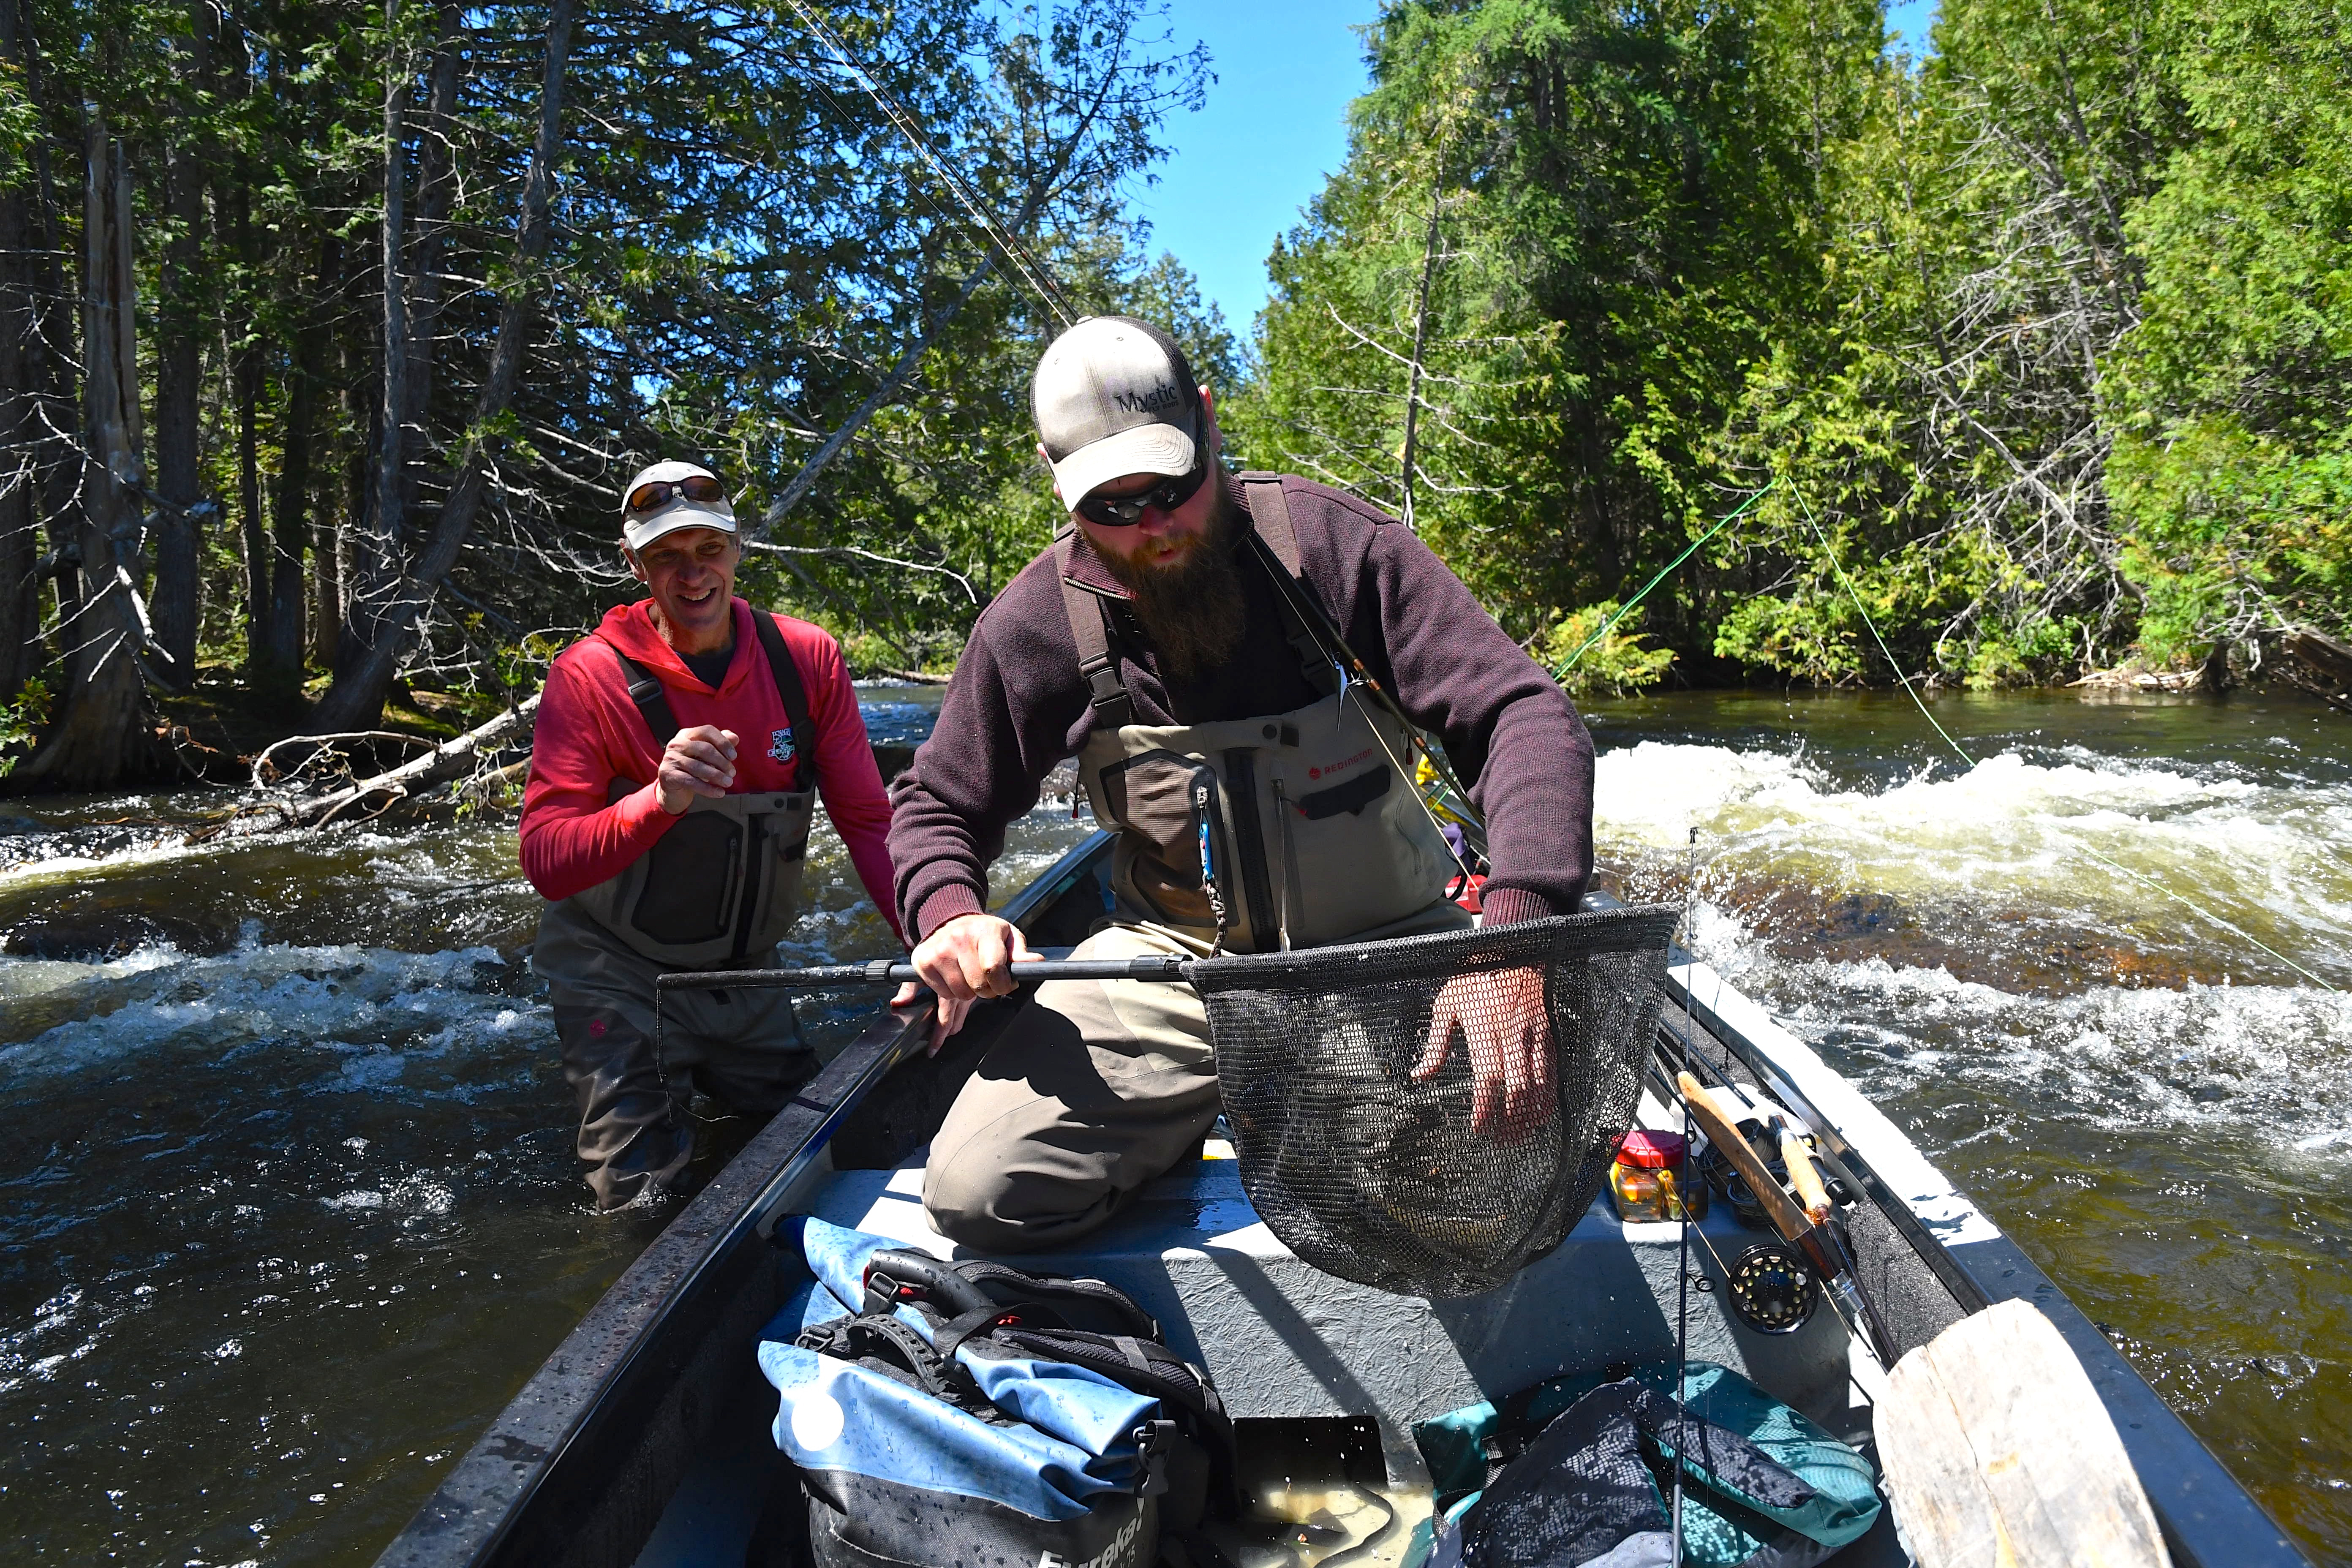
[1191,906,1680,1299]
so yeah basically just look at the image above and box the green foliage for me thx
[0,678,51,775]
[1238,0,1878,648]
[13,0,2350,739]
[2102,0,2352,659]
[1539,603,1675,697]
[1247,0,2348,687]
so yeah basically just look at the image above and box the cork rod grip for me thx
[1780,1127,1835,1224]
[1674,1071,1812,1244]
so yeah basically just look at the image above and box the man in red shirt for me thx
[520,461,901,1208]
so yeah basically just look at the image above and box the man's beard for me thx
[1097,483,1248,688]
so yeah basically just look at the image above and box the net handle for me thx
[652,956,1193,994]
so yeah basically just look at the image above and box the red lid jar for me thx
[1615,1130,1688,1169]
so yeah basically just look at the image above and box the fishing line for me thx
[1790,486,2339,994]
[1670,824,1699,1567]
[1555,481,1778,680]
[779,0,1077,327]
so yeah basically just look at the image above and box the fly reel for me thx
[1726,1241,1818,1334]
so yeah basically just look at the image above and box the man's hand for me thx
[657,725,739,814]
[898,913,1037,1053]
[1412,966,1554,1143]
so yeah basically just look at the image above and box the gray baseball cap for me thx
[620,460,738,550]
[1030,316,1201,507]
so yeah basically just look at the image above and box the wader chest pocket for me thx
[631,811,743,945]
[1295,763,1391,820]
[1096,750,1228,930]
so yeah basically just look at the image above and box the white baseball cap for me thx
[620,460,738,550]
[1030,316,1202,507]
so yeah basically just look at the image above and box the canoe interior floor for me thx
[632,1104,1922,1567]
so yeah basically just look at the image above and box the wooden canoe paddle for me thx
[1675,1071,1899,1368]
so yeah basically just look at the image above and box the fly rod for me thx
[1675,1070,1900,1369]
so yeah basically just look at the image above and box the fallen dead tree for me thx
[191,688,931,846]
[2281,626,2352,712]
[215,696,541,835]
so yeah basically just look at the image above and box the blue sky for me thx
[1138,2,1942,339]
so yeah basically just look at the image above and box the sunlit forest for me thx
[3,0,2347,789]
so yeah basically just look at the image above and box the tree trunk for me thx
[1398,177,1443,533]
[396,3,464,531]
[13,121,159,791]
[262,235,339,681]
[342,0,412,680]
[0,0,38,699]
[148,6,213,689]
[311,0,576,732]
[230,176,270,675]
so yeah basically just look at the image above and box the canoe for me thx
[376,830,2311,1568]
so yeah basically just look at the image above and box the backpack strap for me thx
[1054,531,1136,733]
[796,1312,961,1402]
[1237,471,1306,576]
[950,1259,1162,1340]
[749,608,818,791]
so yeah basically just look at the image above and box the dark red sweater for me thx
[887,474,1595,941]
[521,598,902,944]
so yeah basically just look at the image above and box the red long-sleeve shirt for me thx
[520,598,902,945]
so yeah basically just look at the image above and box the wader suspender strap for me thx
[749,608,819,790]
[1054,532,1135,732]
[603,613,819,789]
[1239,474,1343,699]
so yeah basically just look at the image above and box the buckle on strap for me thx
[1086,664,1128,712]
[1131,1418,1178,1497]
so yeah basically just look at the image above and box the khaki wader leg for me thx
[923,924,1221,1251]
[536,901,814,1210]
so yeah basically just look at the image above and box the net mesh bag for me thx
[1194,907,1679,1299]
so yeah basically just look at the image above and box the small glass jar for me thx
[1610,1129,1690,1222]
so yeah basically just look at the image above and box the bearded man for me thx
[888,316,1596,1250]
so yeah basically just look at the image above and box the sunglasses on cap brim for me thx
[626,474,729,515]
[1074,460,1211,527]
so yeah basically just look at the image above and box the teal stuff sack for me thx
[1413,1362,1881,1568]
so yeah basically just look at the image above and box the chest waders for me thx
[565,611,821,969]
[1062,474,1457,954]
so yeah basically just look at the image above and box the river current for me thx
[2,687,2347,1563]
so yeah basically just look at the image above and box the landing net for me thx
[1194,907,1678,1299]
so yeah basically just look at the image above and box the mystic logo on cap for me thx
[1113,379,1185,416]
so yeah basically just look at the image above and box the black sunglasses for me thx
[1074,460,1211,527]
[626,474,729,515]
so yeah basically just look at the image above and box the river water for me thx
[3,687,2347,1564]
